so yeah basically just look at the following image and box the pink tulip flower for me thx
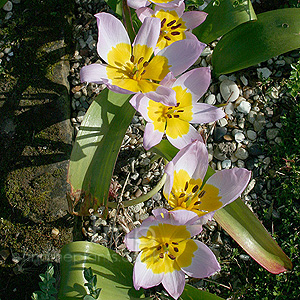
[124,208,220,299]
[80,13,203,106]
[128,0,184,9]
[130,68,225,150]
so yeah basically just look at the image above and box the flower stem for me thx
[122,0,135,43]
[108,173,167,208]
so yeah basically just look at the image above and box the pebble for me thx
[225,103,235,115]
[240,75,248,86]
[213,127,227,142]
[237,100,251,114]
[221,159,231,169]
[217,118,228,127]
[246,130,257,140]
[205,94,216,105]
[266,128,279,140]
[253,113,266,132]
[248,144,263,156]
[234,147,249,160]
[3,1,13,11]
[234,132,245,143]
[257,67,272,80]
[220,79,240,102]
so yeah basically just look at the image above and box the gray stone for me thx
[234,148,249,160]
[234,132,245,143]
[213,127,227,142]
[257,67,272,80]
[249,144,263,156]
[222,159,231,169]
[247,110,257,124]
[253,113,266,132]
[3,1,13,11]
[266,128,279,140]
[205,94,216,105]
[237,100,251,114]
[246,130,257,140]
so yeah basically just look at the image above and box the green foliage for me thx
[83,268,101,300]
[31,264,57,300]
[287,54,300,98]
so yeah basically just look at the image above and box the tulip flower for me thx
[137,2,207,53]
[80,13,203,106]
[124,208,220,299]
[128,0,184,9]
[164,140,251,217]
[130,68,225,150]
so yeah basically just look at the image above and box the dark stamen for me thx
[159,253,164,259]
[130,55,134,63]
[179,192,185,198]
[165,243,169,247]
[175,102,180,107]
[168,107,173,110]
[184,181,189,191]
[173,115,179,118]
[164,36,171,41]
[172,242,179,245]
[171,31,180,36]
[171,23,182,30]
[140,70,146,76]
[157,245,162,251]
[192,185,199,193]
[167,114,172,118]
[193,200,202,205]
[161,18,167,27]
[198,190,206,198]
[138,57,144,64]
[173,247,179,252]
[177,110,184,113]
[167,20,176,27]
[143,61,149,67]
[168,254,176,260]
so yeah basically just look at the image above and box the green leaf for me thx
[214,196,293,274]
[212,8,300,75]
[180,284,225,300]
[58,241,145,300]
[104,0,122,17]
[68,89,134,216]
[193,0,256,44]
[150,140,292,274]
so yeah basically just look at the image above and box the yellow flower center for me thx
[139,223,198,274]
[147,86,193,137]
[165,169,223,217]
[106,43,170,93]
[155,10,187,50]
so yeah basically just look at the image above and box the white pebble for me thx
[3,1,13,11]
[220,79,240,102]
[257,67,272,80]
[234,132,245,143]
[240,75,248,86]
[217,118,228,127]
[222,160,232,169]
[205,94,216,105]
[246,130,257,140]
[237,100,251,114]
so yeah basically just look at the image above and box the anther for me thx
[173,115,179,118]
[194,200,202,205]
[173,247,179,252]
[161,18,167,27]
[192,185,199,193]
[164,36,171,41]
[177,110,184,113]
[167,20,176,27]
[159,253,164,259]
[168,107,173,110]
[167,114,172,118]
[175,102,180,107]
[143,61,149,67]
[184,181,189,191]
[179,192,185,198]
[198,190,206,198]
[157,245,162,251]
[171,31,180,36]
[130,55,135,63]
[138,57,144,64]
[171,23,182,30]
[165,243,169,247]
[140,70,146,76]
[172,242,179,245]
[168,254,176,260]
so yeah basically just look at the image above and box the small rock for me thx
[220,79,240,102]
[240,75,248,86]
[234,132,245,143]
[213,127,227,142]
[246,130,257,141]
[247,110,257,124]
[243,179,256,195]
[217,118,228,127]
[213,147,226,161]
[205,94,216,105]
[222,159,231,169]
[253,113,266,132]
[266,128,279,140]
[249,144,263,156]
[51,228,60,237]
[239,254,250,261]
[257,67,272,80]
[237,100,251,114]
[200,47,213,57]
[275,59,285,67]
[234,148,249,160]
[225,103,235,115]
[3,1,13,11]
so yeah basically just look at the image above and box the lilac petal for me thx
[166,122,203,150]
[157,39,205,76]
[105,82,135,94]
[163,161,175,198]
[181,240,220,278]
[143,122,164,150]
[133,17,161,61]
[80,63,107,84]
[133,252,164,290]
[129,93,152,122]
[144,85,177,106]
[191,103,225,123]
[127,0,150,9]
[160,72,176,88]
[162,269,185,300]
[171,140,208,181]
[95,13,131,64]
[154,2,185,16]
[205,168,252,207]
[136,7,154,22]
[172,68,211,102]
[152,208,170,220]
[181,11,208,29]
[170,210,201,227]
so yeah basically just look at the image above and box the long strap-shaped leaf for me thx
[151,140,292,274]
[58,241,146,300]
[212,8,300,75]
[68,89,134,216]
[193,0,256,44]
[180,284,225,300]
